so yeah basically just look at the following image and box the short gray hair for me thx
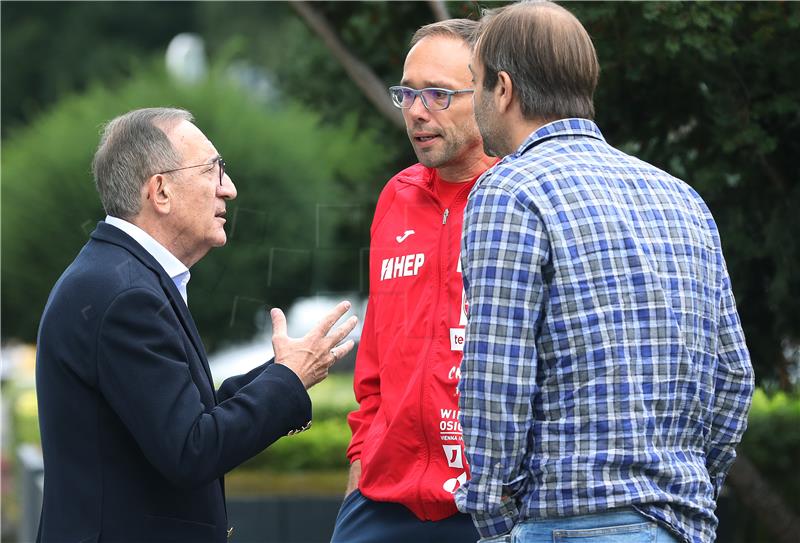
[92,107,193,219]
[410,18,479,48]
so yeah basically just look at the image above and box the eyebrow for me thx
[399,79,460,89]
[196,154,221,171]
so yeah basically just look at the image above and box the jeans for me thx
[479,508,682,543]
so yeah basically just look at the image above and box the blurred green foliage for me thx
[8,373,356,472]
[739,389,800,506]
[237,374,357,472]
[9,385,40,447]
[1,59,389,350]
[10,374,799,504]
[240,417,351,472]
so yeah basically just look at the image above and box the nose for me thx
[218,172,237,200]
[406,94,431,123]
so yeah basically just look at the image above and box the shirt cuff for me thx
[471,500,517,539]
[455,473,519,538]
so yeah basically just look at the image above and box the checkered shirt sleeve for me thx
[455,184,550,538]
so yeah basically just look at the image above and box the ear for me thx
[142,174,172,215]
[494,71,514,114]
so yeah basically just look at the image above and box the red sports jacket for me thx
[347,163,484,521]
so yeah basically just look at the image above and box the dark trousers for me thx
[330,489,480,543]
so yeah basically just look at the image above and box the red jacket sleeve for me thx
[346,297,381,462]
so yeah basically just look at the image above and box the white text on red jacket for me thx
[380,253,425,281]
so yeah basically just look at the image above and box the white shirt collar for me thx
[104,215,191,305]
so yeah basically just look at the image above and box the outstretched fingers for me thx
[330,339,356,364]
[309,300,352,338]
[325,315,358,350]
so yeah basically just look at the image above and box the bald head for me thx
[476,1,599,121]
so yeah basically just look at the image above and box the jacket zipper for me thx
[414,178,475,515]
[391,169,478,515]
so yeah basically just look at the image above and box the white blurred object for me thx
[226,61,277,103]
[209,295,365,383]
[286,296,364,340]
[165,33,207,84]
[0,343,37,384]
[208,340,274,386]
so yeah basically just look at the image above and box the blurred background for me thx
[1,1,798,542]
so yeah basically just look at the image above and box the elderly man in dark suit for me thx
[35,107,357,542]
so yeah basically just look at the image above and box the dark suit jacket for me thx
[35,222,312,542]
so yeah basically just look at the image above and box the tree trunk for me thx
[427,0,450,22]
[290,1,404,130]
[726,453,800,543]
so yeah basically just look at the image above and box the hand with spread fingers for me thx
[270,300,358,389]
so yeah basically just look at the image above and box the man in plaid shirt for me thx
[456,3,754,543]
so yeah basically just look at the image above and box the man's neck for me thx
[506,117,551,156]
[128,215,202,268]
[436,153,497,183]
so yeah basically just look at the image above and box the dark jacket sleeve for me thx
[96,287,311,489]
[217,359,277,403]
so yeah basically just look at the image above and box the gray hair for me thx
[410,18,479,48]
[476,1,599,121]
[92,107,193,219]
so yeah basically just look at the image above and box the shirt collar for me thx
[104,215,191,304]
[513,118,606,158]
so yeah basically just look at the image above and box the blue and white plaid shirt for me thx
[456,119,754,543]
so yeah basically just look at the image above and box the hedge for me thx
[9,375,798,504]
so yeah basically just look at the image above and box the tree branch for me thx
[427,0,450,22]
[290,1,404,130]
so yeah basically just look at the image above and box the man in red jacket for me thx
[331,18,496,543]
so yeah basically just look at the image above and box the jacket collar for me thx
[394,163,436,190]
[393,162,498,192]
[90,221,216,398]
[514,118,606,158]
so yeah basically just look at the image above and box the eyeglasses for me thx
[389,86,474,111]
[157,156,226,186]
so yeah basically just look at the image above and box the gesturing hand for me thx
[270,300,358,390]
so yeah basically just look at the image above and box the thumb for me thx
[270,308,288,339]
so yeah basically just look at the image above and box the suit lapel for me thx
[155,273,219,403]
[91,222,218,402]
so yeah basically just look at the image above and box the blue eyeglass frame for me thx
[389,86,474,111]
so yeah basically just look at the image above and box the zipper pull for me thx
[442,209,450,225]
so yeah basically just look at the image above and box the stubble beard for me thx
[413,124,484,171]
[475,94,506,158]
[418,142,457,170]
[479,126,501,158]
